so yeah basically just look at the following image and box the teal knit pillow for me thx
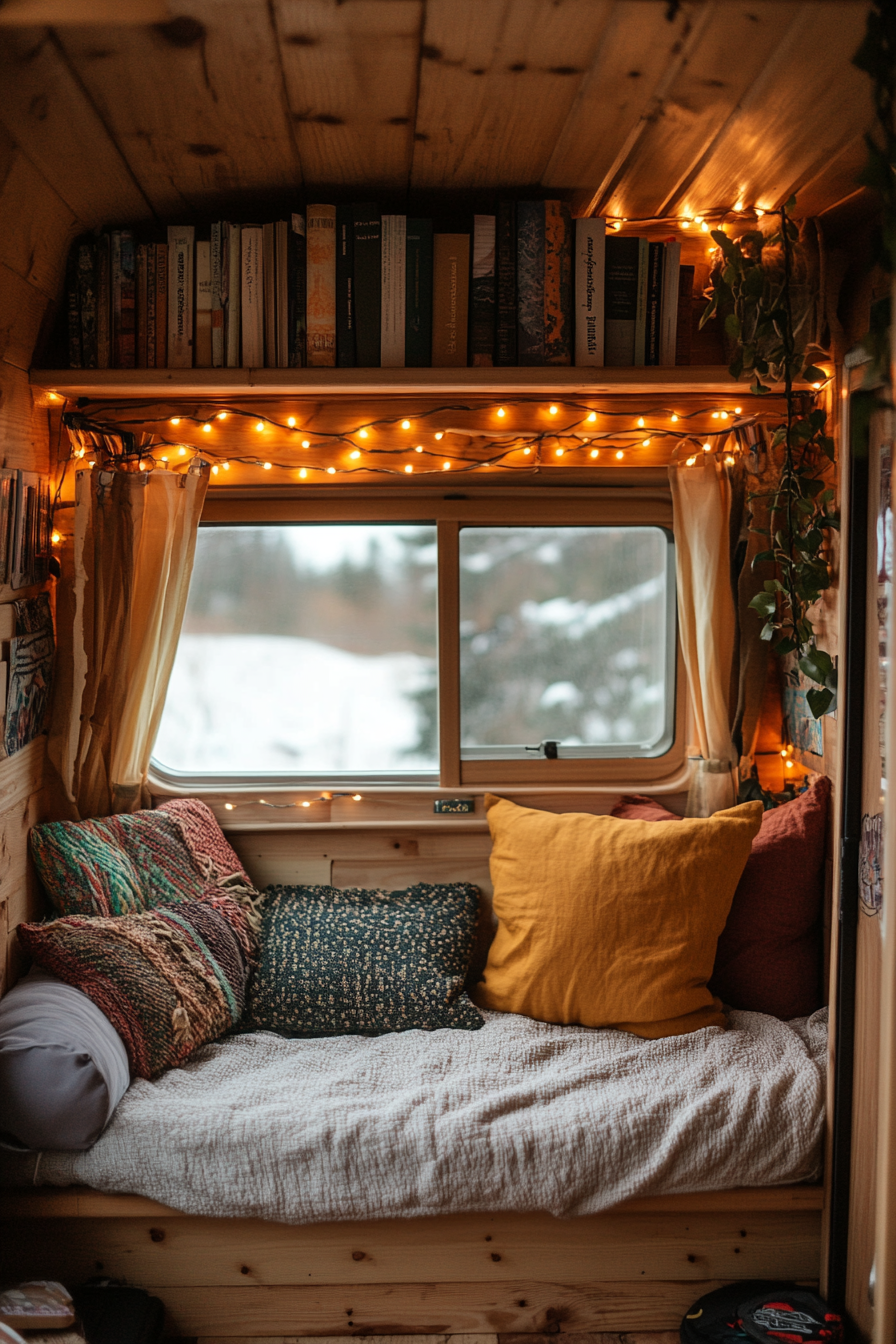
[245,882,484,1036]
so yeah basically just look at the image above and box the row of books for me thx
[62,206,696,370]
[0,471,51,591]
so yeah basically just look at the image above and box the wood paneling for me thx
[0,736,48,991]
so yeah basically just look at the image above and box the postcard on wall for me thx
[5,595,54,757]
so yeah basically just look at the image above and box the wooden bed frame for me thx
[0,1185,823,1338]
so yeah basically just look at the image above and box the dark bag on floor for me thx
[72,1282,164,1344]
[681,1281,843,1344]
[681,1281,788,1342]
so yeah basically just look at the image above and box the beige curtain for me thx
[669,444,738,816]
[48,466,208,819]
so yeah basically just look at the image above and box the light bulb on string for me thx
[299,468,307,479]
[686,455,697,466]
[496,407,506,418]
[401,419,411,430]
[287,417,296,428]
[217,412,227,421]
[671,414,679,423]
[734,406,742,414]
[404,464,413,474]
[255,421,264,432]
[523,447,532,456]
[212,464,219,475]
[642,438,651,447]
[359,430,368,439]
[263,462,272,470]
[301,439,310,448]
[590,449,599,459]
[637,417,645,428]
[349,450,361,460]
[587,412,596,423]
[170,417,181,426]
[615,450,624,460]
[442,462,451,471]
[222,461,229,471]
[549,405,558,416]
[702,443,712,452]
[202,423,212,433]
[435,432,444,440]
[179,446,187,456]
[326,467,336,475]
[415,445,423,453]
[555,448,564,457]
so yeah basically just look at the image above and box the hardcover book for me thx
[195,239,213,368]
[405,218,432,368]
[470,214,496,367]
[431,233,469,368]
[276,219,289,368]
[496,201,517,366]
[380,214,406,369]
[66,244,82,368]
[167,225,195,368]
[306,204,337,368]
[353,203,381,368]
[211,222,225,368]
[336,206,355,367]
[604,235,646,367]
[114,229,136,369]
[574,216,605,366]
[223,222,241,368]
[645,241,664,366]
[289,213,307,368]
[659,239,682,367]
[240,224,264,368]
[96,233,111,369]
[77,240,97,370]
[154,242,168,369]
[263,222,276,368]
[543,200,572,366]
[516,201,545,366]
[675,264,695,366]
[135,243,148,369]
[145,243,157,368]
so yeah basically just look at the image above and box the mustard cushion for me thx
[476,794,764,1038]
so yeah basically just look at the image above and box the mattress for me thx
[31,1006,827,1224]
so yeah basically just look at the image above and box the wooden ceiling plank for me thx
[0,27,152,227]
[789,134,869,220]
[593,2,805,223]
[669,3,873,221]
[274,0,423,192]
[0,149,81,299]
[0,0,168,22]
[411,0,615,192]
[56,1,302,219]
[543,0,709,207]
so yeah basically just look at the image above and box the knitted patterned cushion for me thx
[18,896,251,1078]
[245,883,484,1037]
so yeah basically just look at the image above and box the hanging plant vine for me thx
[701,199,839,718]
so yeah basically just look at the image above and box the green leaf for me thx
[799,648,834,683]
[724,312,741,339]
[774,637,799,656]
[749,591,777,617]
[803,365,826,382]
[760,620,777,642]
[806,686,834,719]
[751,550,775,567]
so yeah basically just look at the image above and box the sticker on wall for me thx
[783,683,823,756]
[860,812,883,917]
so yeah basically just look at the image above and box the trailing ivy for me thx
[701,201,839,718]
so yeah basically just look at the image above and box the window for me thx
[151,493,681,787]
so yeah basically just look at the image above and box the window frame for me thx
[148,485,687,792]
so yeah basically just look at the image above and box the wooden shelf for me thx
[29,365,771,399]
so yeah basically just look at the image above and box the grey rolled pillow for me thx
[0,968,130,1151]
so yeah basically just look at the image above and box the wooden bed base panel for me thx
[0,1187,823,1336]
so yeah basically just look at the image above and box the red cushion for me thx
[610,778,830,1019]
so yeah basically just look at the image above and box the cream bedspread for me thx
[36,1007,828,1223]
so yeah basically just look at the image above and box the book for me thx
[516,201,545,365]
[381,214,406,369]
[263,222,276,368]
[167,225,195,368]
[276,219,289,368]
[574,216,605,366]
[11,470,39,590]
[306,204,337,367]
[65,245,82,368]
[240,225,264,367]
[496,201,517,366]
[405,218,432,368]
[146,243,157,368]
[470,214,496,367]
[96,233,111,369]
[223,222,241,368]
[77,240,97,369]
[605,235,646,367]
[675,264,695,366]
[136,243,148,368]
[115,230,136,369]
[0,470,13,586]
[288,213,306,368]
[154,242,168,369]
[633,236,648,366]
[353,203,381,368]
[336,206,355,367]
[431,233,469,367]
[543,200,572,366]
[195,240,213,368]
[211,222,225,368]
[659,239,682,367]
[645,241,664,366]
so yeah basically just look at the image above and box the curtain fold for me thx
[48,467,208,820]
[669,445,738,816]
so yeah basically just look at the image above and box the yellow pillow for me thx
[476,794,763,1038]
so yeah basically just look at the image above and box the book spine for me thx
[675,265,695,367]
[262,222,276,368]
[604,236,641,366]
[633,236,648,366]
[225,223,241,368]
[381,214,406,369]
[118,230,136,369]
[136,243,148,368]
[496,201,516,366]
[659,239,682,367]
[167,225,195,368]
[306,204,336,368]
[289,213,306,368]
[516,201,545,366]
[111,231,121,368]
[276,219,289,368]
[405,218,432,368]
[240,225,264,368]
[77,240,97,369]
[211,222,224,368]
[96,233,111,369]
[0,473,11,587]
[645,241,664,366]
[574,217,605,367]
[195,239,213,368]
[470,214,496,367]
[543,201,572,366]
[155,243,168,369]
[431,233,470,368]
[353,204,381,368]
[146,243,157,368]
[336,206,355,368]
[66,244,82,369]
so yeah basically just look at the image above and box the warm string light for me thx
[222,793,363,812]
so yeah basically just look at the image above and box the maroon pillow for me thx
[610,778,830,1019]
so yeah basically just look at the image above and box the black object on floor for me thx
[71,1281,164,1344]
[681,1281,787,1342]
[681,1281,843,1343]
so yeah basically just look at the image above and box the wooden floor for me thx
[186,1335,682,1344]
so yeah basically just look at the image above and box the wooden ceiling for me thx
[0,0,876,231]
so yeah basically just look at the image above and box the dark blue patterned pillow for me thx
[245,882,484,1036]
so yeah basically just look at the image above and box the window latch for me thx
[525,740,559,759]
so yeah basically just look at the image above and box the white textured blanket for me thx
[37,1008,827,1223]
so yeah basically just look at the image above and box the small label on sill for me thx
[433,798,475,815]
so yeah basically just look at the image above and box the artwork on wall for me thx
[783,682,823,757]
[860,812,883,917]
